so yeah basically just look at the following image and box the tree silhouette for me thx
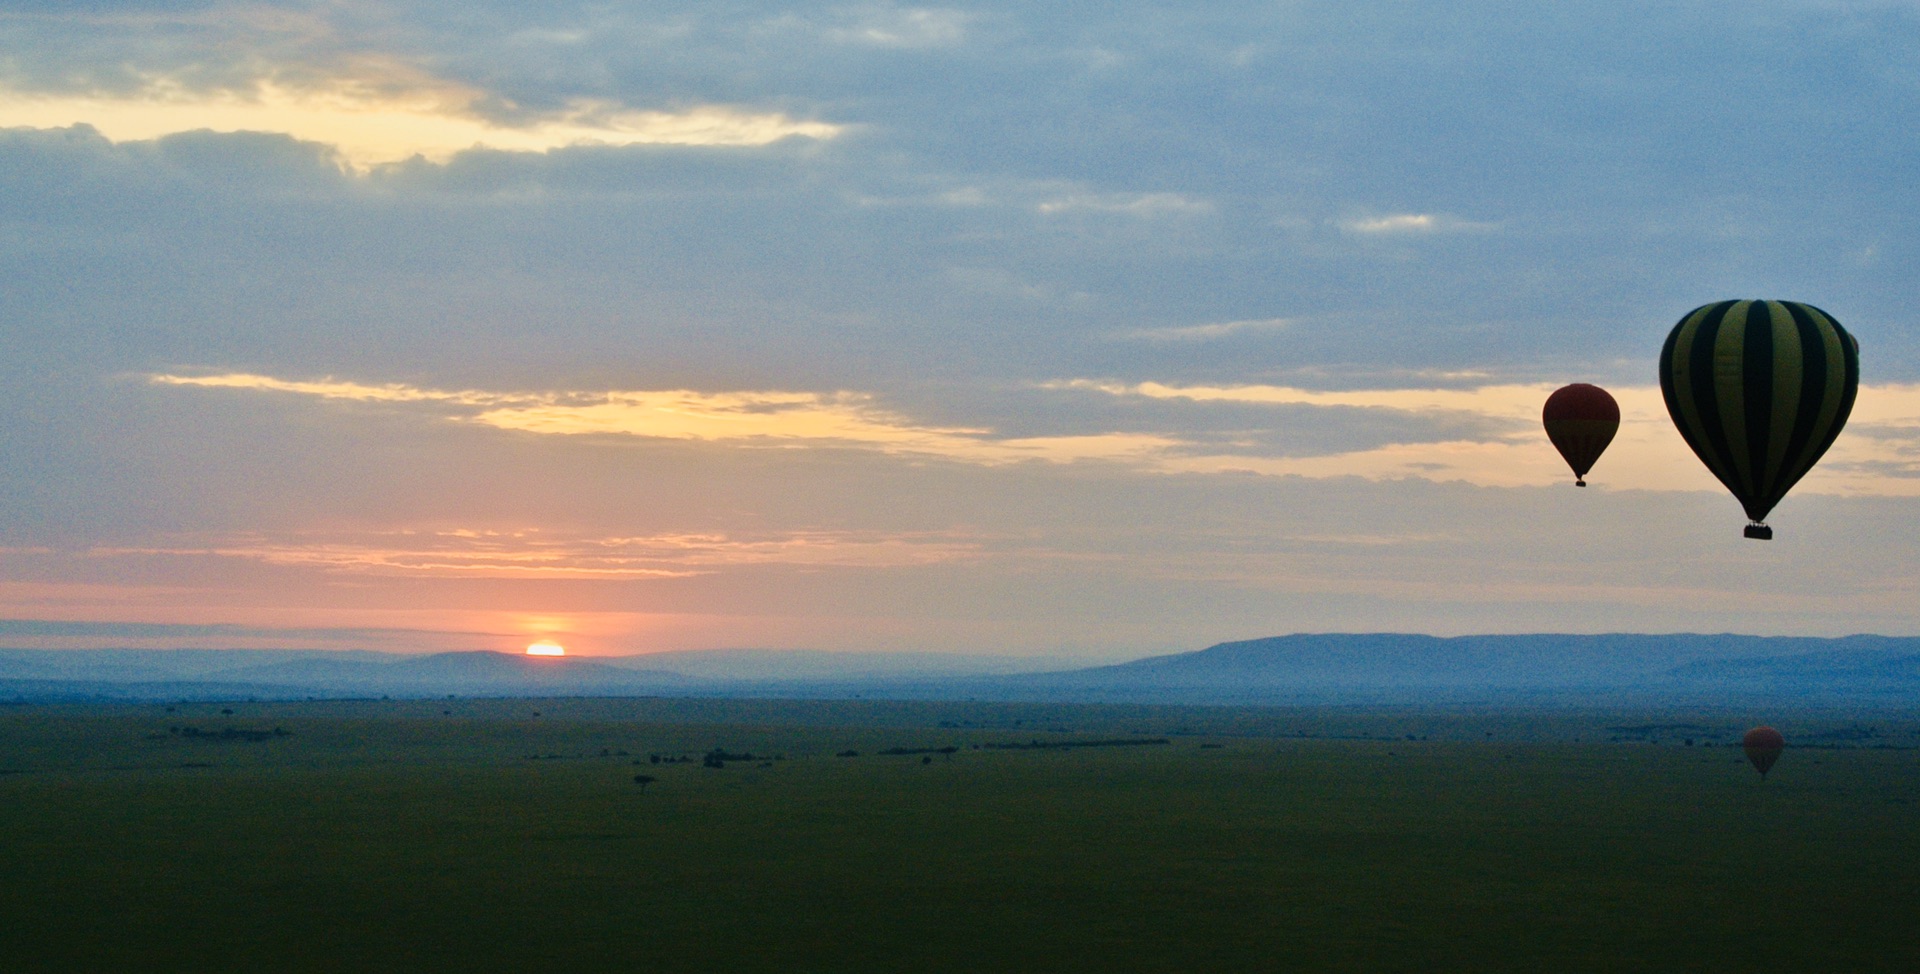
[632,774,657,792]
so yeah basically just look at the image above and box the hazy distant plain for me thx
[3,698,1917,973]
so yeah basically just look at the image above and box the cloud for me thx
[857,180,1211,220]
[150,372,515,405]
[1035,190,1212,216]
[1111,317,1292,342]
[1049,379,1549,420]
[824,7,973,48]
[0,85,842,167]
[1341,213,1498,235]
[150,372,1179,466]
[148,369,1920,497]
[96,526,987,579]
[0,5,843,166]
[1056,379,1920,495]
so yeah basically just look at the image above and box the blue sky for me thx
[3,1,1918,657]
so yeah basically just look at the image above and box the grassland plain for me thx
[2,698,1917,973]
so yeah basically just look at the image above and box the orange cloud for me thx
[150,371,1920,496]
[0,79,841,168]
[150,372,1179,465]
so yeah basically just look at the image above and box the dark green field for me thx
[3,698,1917,973]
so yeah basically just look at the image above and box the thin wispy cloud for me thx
[865,181,1210,217]
[1341,213,1498,235]
[1035,191,1213,216]
[1048,379,1553,419]
[824,7,974,48]
[100,527,987,579]
[1112,317,1293,342]
[150,373,521,405]
[1056,380,1920,495]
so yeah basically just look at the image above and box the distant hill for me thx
[604,648,1094,681]
[213,651,691,696]
[0,650,687,701]
[0,648,403,684]
[4,635,1920,704]
[983,633,1920,704]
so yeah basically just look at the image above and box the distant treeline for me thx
[975,737,1170,751]
[703,748,783,768]
[871,738,1171,755]
[160,726,290,742]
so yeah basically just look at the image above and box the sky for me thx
[3,1,1919,659]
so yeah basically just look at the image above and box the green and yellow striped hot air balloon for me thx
[1659,300,1859,540]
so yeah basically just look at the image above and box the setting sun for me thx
[525,640,566,657]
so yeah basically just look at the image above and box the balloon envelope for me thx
[1542,383,1619,486]
[1659,301,1859,539]
[1743,726,1785,778]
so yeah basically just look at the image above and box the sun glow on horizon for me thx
[525,640,566,657]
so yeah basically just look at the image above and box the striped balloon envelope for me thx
[1658,300,1859,540]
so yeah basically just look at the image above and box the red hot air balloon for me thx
[1542,384,1620,486]
[1743,726,1785,780]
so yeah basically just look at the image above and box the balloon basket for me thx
[1744,523,1773,540]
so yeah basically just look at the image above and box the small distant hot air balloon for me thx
[1543,384,1620,486]
[1743,726,1785,780]
[1659,301,1859,540]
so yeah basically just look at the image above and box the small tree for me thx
[633,774,657,792]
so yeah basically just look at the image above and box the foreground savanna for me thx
[2,698,1916,973]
